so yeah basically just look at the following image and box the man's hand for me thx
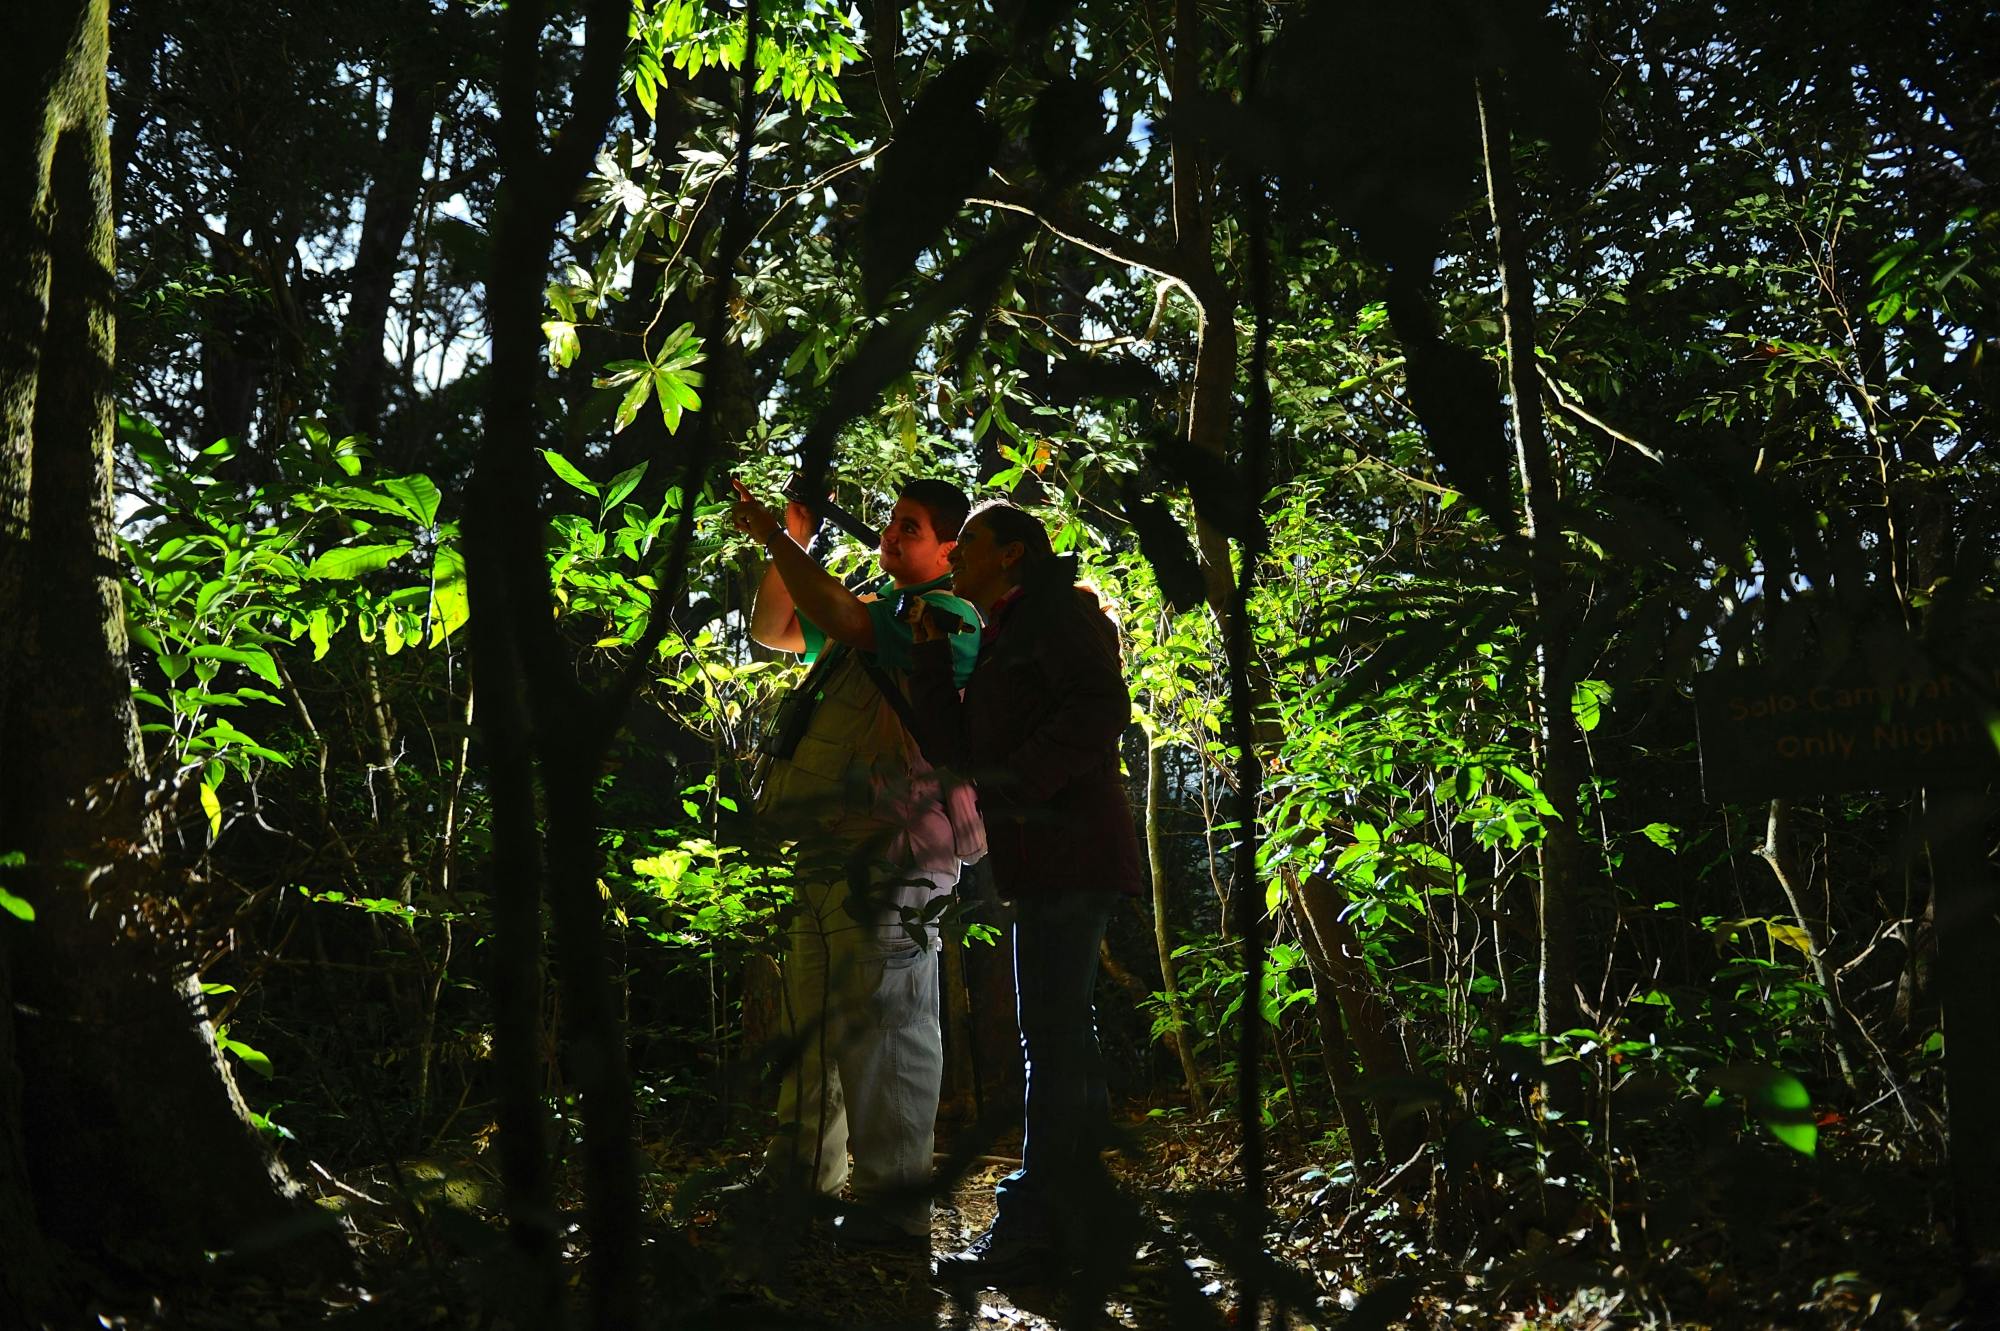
[739,475,874,653]
[782,496,817,547]
[729,477,783,544]
[732,477,820,550]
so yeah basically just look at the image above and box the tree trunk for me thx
[0,3,340,1315]
[1288,871,1425,1161]
[468,0,641,1324]
[1146,737,1206,1110]
[336,12,439,446]
[1926,791,2000,1257]
[1293,924,1379,1165]
[1476,72,1587,1055]
[1756,799,1860,1091]
[198,216,262,450]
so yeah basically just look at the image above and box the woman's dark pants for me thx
[991,889,1119,1248]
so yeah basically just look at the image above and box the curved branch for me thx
[967,183,1215,302]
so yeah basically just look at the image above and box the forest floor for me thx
[654,1112,1984,1331]
[74,1106,1991,1331]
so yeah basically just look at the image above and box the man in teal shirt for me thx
[729,476,981,1249]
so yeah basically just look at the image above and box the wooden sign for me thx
[1694,659,2000,801]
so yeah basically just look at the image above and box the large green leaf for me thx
[604,461,649,510]
[218,1033,273,1079]
[614,373,653,434]
[315,485,416,520]
[188,644,281,688]
[429,547,470,642]
[381,475,442,527]
[305,541,413,580]
[1572,679,1612,732]
[542,449,599,497]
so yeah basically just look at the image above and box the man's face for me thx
[877,496,956,586]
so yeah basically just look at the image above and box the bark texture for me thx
[1,2,340,1316]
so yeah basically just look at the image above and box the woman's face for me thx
[947,515,1020,611]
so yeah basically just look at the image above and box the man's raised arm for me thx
[732,478,878,654]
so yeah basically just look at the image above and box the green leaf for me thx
[593,358,651,386]
[546,281,578,323]
[604,460,649,510]
[332,436,366,477]
[429,547,470,642]
[247,1109,295,1141]
[0,888,34,923]
[309,608,332,661]
[305,541,413,580]
[543,319,582,368]
[188,644,281,688]
[199,780,223,840]
[119,410,174,476]
[614,372,653,434]
[381,475,442,527]
[542,449,600,496]
[1571,679,1612,733]
[220,1036,274,1079]
[315,485,415,520]
[1714,1066,1817,1156]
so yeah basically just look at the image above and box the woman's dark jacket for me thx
[907,562,1145,899]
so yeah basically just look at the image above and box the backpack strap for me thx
[853,650,921,735]
[855,651,987,866]
[756,642,848,760]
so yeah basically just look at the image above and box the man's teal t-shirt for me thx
[798,573,981,689]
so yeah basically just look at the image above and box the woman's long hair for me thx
[967,500,1054,581]
[967,500,1122,655]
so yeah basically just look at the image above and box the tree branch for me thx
[968,183,1213,302]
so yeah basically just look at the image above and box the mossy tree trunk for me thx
[0,1,339,1318]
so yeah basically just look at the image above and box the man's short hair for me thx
[897,478,971,542]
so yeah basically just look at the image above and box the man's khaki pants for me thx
[766,866,950,1237]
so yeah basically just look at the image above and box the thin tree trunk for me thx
[1756,799,1860,1091]
[1289,908,1379,1165]
[1230,10,1273,1317]
[1288,872,1424,1160]
[1925,790,2000,1256]
[1476,71,1587,1055]
[338,14,439,444]
[1163,0,1240,621]
[361,656,420,905]
[461,542,562,1319]
[1146,739,1206,1111]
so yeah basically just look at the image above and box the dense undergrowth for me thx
[111,420,1978,1328]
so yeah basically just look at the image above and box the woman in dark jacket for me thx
[905,501,1145,1285]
